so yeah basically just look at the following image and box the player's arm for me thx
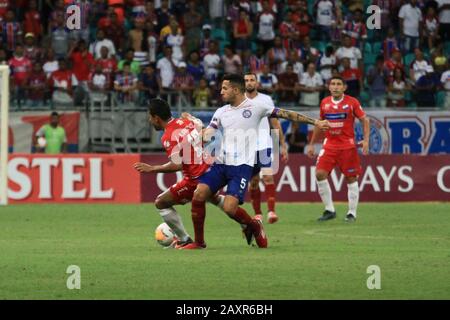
[133,161,182,173]
[359,116,370,155]
[274,108,329,131]
[306,125,321,158]
[269,118,288,163]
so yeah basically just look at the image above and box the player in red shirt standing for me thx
[307,76,370,222]
[133,98,228,249]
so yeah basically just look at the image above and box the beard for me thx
[246,87,256,93]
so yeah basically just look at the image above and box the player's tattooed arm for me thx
[133,161,182,173]
[275,108,330,131]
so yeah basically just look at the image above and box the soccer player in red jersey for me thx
[307,76,370,222]
[133,98,226,249]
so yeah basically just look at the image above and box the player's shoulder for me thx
[256,92,274,103]
[344,95,362,106]
[320,96,333,106]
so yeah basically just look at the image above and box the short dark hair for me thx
[51,111,59,117]
[222,73,245,92]
[329,76,345,84]
[148,98,172,121]
[244,72,257,79]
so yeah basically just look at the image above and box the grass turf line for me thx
[0,203,449,299]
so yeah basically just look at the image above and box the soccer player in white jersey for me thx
[244,73,288,224]
[184,74,330,249]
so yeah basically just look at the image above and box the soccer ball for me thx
[154,223,175,247]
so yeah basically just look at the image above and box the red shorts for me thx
[316,148,362,177]
[169,177,199,204]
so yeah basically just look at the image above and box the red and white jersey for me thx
[319,95,366,150]
[161,118,209,180]
[9,56,31,85]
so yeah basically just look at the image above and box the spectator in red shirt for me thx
[0,0,9,22]
[49,59,76,106]
[69,39,95,105]
[384,48,404,81]
[340,57,363,98]
[279,10,299,51]
[25,62,47,107]
[96,46,118,90]
[23,0,43,40]
[277,63,299,105]
[9,44,32,108]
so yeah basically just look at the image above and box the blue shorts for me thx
[199,164,254,204]
[252,148,272,177]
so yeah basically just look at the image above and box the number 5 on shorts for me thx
[240,178,247,190]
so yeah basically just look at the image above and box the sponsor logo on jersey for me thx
[342,104,349,110]
[242,109,252,118]
[329,122,344,128]
[164,140,171,148]
[324,113,347,120]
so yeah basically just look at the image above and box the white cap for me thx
[202,24,212,30]
[426,65,434,73]
[178,62,187,68]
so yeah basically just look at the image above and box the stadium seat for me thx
[364,42,372,54]
[444,41,450,55]
[404,53,415,67]
[363,53,377,66]
[212,28,227,42]
[372,42,382,55]
[436,91,446,108]
[313,41,327,53]
[360,90,370,105]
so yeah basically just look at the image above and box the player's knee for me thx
[154,196,167,210]
[193,186,208,202]
[316,170,328,181]
[222,202,237,216]
[346,176,358,184]
[262,175,274,185]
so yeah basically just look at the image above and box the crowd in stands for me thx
[2,0,450,109]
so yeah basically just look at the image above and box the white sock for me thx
[347,182,359,217]
[159,207,190,242]
[317,179,335,212]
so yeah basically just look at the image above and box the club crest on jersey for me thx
[342,104,349,110]
[164,140,171,148]
[242,109,252,118]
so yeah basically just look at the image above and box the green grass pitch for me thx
[1,203,449,300]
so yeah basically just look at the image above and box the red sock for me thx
[250,187,262,215]
[232,207,253,225]
[191,199,206,244]
[266,183,276,212]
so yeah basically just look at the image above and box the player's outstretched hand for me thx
[133,162,155,173]
[358,140,369,155]
[306,145,315,159]
[315,120,330,131]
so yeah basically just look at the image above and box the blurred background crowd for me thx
[2,0,450,110]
